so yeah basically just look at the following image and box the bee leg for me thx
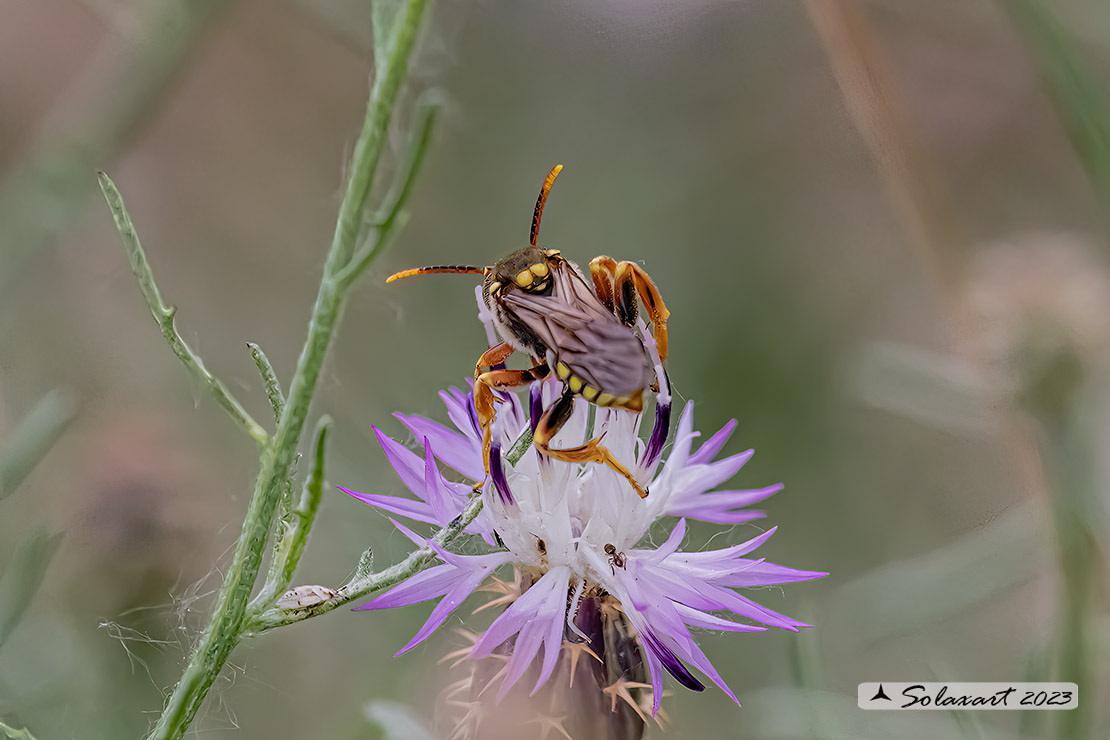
[474,365,549,501]
[534,389,649,499]
[474,342,515,379]
[613,261,670,362]
[588,256,618,314]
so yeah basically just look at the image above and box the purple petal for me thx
[688,419,737,465]
[394,568,492,656]
[665,485,781,523]
[372,426,430,501]
[673,603,766,633]
[439,387,480,441]
[356,563,466,610]
[717,563,828,587]
[395,413,483,480]
[338,486,438,525]
[471,567,571,698]
[421,441,458,524]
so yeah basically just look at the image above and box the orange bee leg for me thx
[475,341,516,380]
[473,365,549,488]
[588,256,618,314]
[613,260,670,362]
[533,389,648,499]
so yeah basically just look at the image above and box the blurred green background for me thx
[1,0,1108,738]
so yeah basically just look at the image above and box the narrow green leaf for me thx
[0,530,63,652]
[0,720,40,740]
[826,502,1049,641]
[364,701,439,740]
[247,342,285,425]
[0,390,76,502]
[1005,0,1110,220]
[98,171,269,447]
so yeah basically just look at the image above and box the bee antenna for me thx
[386,265,487,283]
[530,164,563,246]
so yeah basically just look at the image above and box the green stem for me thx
[249,423,534,632]
[98,173,270,448]
[249,492,484,632]
[1005,0,1110,223]
[250,418,330,613]
[143,1,429,737]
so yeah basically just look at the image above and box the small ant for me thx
[604,543,626,571]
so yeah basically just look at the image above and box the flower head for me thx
[341,291,825,725]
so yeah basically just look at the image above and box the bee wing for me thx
[504,263,653,396]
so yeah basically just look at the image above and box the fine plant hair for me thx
[94,2,490,737]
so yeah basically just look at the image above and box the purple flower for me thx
[342,377,825,714]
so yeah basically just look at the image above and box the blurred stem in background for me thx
[0,0,228,293]
[808,4,1107,740]
[1003,0,1110,235]
[1027,353,1103,740]
[98,0,444,737]
[803,0,963,311]
[0,393,73,731]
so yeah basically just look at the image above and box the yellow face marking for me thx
[596,393,615,407]
[556,362,571,379]
[568,375,583,393]
[530,262,549,278]
[545,249,561,257]
[515,269,534,287]
[488,281,502,294]
[581,385,599,401]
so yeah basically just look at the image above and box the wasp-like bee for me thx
[387,166,669,498]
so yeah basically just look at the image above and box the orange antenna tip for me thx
[530,164,564,246]
[386,265,486,283]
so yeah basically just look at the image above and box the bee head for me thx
[486,247,561,297]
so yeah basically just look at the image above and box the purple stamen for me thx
[640,397,671,468]
[489,441,514,504]
[465,394,481,439]
[642,631,704,692]
[529,382,543,434]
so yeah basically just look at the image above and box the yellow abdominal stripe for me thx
[554,360,625,406]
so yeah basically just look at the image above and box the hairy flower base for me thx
[342,378,826,719]
[440,575,655,740]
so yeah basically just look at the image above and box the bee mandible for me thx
[386,165,670,498]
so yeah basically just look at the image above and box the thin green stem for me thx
[248,342,286,425]
[249,424,534,632]
[250,418,330,613]
[506,426,535,464]
[336,93,440,289]
[1005,0,1110,223]
[142,0,429,736]
[248,492,484,632]
[98,173,270,448]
